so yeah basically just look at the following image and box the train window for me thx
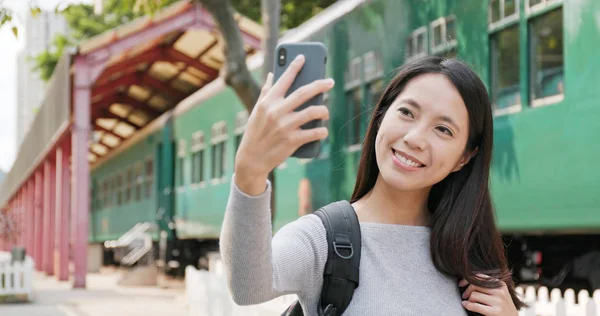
[405,26,427,61]
[134,162,143,201]
[345,87,362,148]
[97,180,103,210]
[191,132,205,185]
[126,168,133,203]
[145,159,153,198]
[177,140,186,188]
[117,174,123,205]
[367,79,384,110]
[364,51,383,83]
[529,7,564,106]
[234,111,248,154]
[431,16,457,55]
[527,0,561,13]
[211,122,227,181]
[192,150,204,184]
[490,25,521,115]
[344,58,361,90]
[489,0,519,29]
[345,58,362,149]
[103,179,109,208]
[111,176,117,207]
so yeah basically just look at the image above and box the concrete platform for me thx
[0,267,190,316]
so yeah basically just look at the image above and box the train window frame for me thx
[111,175,117,207]
[430,16,458,55]
[191,131,206,188]
[134,161,143,202]
[144,157,153,198]
[103,178,110,208]
[125,167,133,203]
[405,26,428,63]
[344,57,363,152]
[116,173,123,206]
[527,5,564,108]
[177,139,187,192]
[97,179,104,210]
[233,111,248,165]
[489,20,521,116]
[363,51,384,83]
[210,121,228,185]
[525,0,562,15]
[488,0,520,32]
[363,50,385,147]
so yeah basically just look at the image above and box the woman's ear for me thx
[452,147,478,172]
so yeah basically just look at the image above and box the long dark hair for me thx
[350,55,524,310]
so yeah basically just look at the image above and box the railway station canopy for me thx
[0,1,262,208]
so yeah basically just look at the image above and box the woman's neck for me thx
[352,174,432,227]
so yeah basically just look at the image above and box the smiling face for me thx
[375,73,474,192]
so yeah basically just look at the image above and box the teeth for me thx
[394,150,422,168]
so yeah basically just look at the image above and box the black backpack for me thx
[281,200,362,316]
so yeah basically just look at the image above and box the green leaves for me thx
[229,0,336,31]
[30,6,42,17]
[31,0,180,81]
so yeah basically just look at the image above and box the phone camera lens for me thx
[278,48,287,66]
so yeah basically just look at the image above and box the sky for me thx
[0,0,90,172]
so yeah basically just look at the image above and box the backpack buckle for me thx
[333,235,354,259]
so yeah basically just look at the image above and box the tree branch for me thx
[197,0,261,113]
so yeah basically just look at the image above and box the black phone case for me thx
[273,42,328,158]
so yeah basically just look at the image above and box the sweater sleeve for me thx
[219,174,328,306]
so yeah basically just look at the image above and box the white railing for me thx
[185,265,297,316]
[185,262,600,316]
[0,255,34,300]
[517,286,600,316]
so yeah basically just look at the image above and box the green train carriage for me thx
[90,0,600,290]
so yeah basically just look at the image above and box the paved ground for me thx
[1,268,189,316]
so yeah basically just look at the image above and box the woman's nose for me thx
[403,128,427,151]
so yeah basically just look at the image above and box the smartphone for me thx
[273,42,328,159]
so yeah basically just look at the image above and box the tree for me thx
[30,0,179,81]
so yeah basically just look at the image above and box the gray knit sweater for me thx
[220,175,468,315]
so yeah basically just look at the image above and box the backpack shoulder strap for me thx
[313,200,361,315]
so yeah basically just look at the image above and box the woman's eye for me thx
[398,107,414,118]
[436,126,453,136]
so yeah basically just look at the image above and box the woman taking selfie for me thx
[220,55,524,315]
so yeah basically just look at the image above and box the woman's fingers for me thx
[283,105,330,129]
[277,78,334,114]
[258,72,274,102]
[462,300,495,315]
[267,54,306,99]
[291,127,329,147]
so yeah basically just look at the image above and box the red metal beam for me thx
[96,49,165,84]
[138,73,186,100]
[92,74,139,98]
[93,93,162,118]
[163,47,218,78]
[84,3,201,65]
[118,94,162,117]
[94,124,126,142]
[99,108,143,129]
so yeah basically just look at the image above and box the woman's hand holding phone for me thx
[234,54,335,196]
